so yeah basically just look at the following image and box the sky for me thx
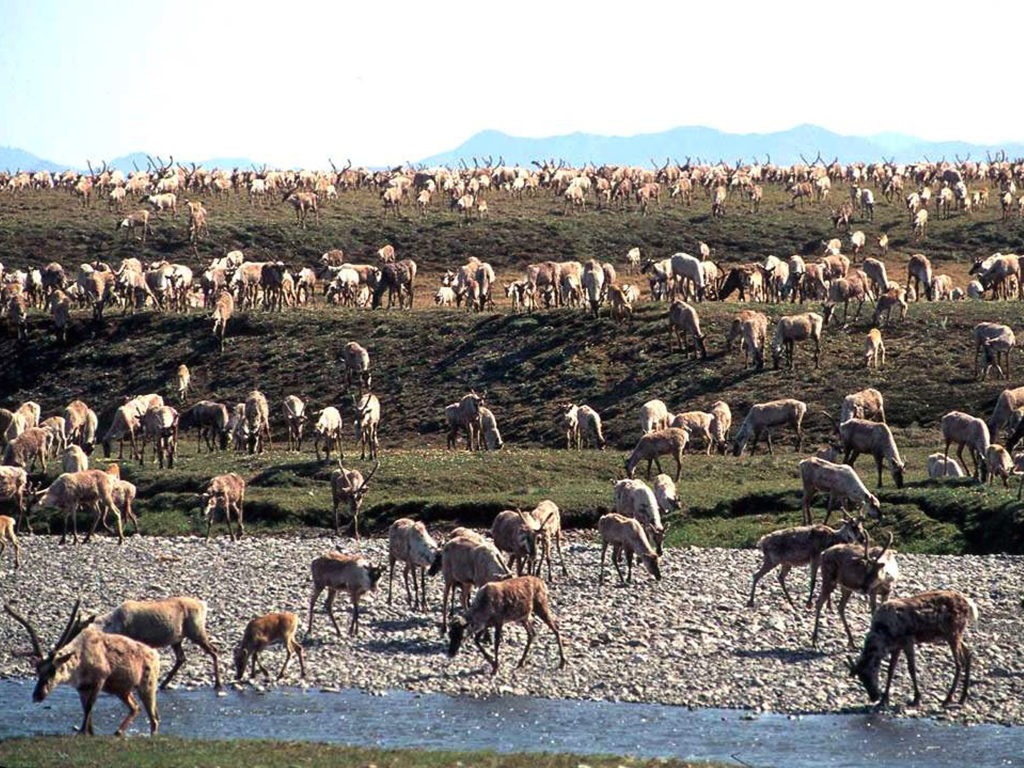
[1,0,1020,168]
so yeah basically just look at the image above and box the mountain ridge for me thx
[0,148,266,174]
[4,124,1024,172]
[418,124,1024,167]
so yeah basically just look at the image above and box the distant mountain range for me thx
[4,124,1024,172]
[0,148,266,174]
[0,146,67,173]
[418,125,1024,168]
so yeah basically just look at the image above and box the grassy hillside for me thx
[2,178,1024,552]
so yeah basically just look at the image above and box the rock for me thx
[0,536,1020,725]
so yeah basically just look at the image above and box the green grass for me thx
[3,179,1024,553]
[0,737,722,768]
[18,440,1023,555]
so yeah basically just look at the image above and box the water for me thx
[0,680,1021,767]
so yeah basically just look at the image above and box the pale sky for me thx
[1,0,1019,168]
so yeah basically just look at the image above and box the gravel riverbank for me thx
[1,532,1022,726]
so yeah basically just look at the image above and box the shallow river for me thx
[0,680,1021,767]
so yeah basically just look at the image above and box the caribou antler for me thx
[871,530,894,563]
[358,460,381,493]
[57,601,95,649]
[6,599,90,659]
[4,602,45,658]
[334,458,358,492]
[820,410,840,432]
[356,456,380,493]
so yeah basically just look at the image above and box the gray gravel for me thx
[1,532,1022,726]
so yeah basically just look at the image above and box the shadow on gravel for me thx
[402,667,487,683]
[363,637,440,656]
[301,637,339,649]
[985,667,1024,679]
[733,648,827,662]
[373,617,436,633]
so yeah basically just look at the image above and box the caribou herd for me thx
[0,365,1006,733]
[4,150,1024,351]
[5,150,1024,734]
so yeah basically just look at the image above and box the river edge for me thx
[1,533,1021,727]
